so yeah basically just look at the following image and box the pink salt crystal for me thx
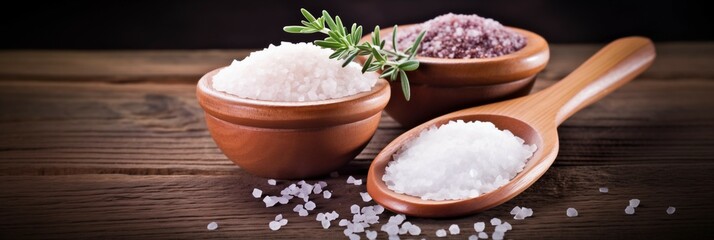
[389,13,526,59]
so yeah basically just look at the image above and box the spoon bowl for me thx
[367,37,656,217]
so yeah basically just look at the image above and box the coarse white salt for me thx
[354,179,363,186]
[566,208,578,217]
[366,230,378,239]
[629,199,641,208]
[305,201,316,211]
[436,229,447,237]
[275,214,283,221]
[469,235,479,240]
[279,219,288,226]
[207,221,218,231]
[263,196,278,207]
[360,192,372,202]
[383,120,537,200]
[321,220,331,229]
[625,205,635,215]
[599,187,609,193]
[269,220,281,231]
[347,176,356,184]
[448,224,460,235]
[293,204,304,213]
[348,234,360,240]
[408,225,422,235]
[478,232,488,239]
[492,231,505,240]
[474,222,485,232]
[212,42,377,102]
[512,206,534,220]
[313,184,323,194]
[268,179,277,185]
[351,204,361,214]
[298,209,309,216]
[323,190,332,199]
[667,206,676,215]
[510,206,521,215]
[490,218,502,226]
[252,188,262,198]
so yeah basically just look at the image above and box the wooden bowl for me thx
[196,68,390,179]
[360,25,549,128]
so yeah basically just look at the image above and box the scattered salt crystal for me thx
[305,201,316,210]
[468,235,478,240]
[293,204,304,212]
[268,179,277,185]
[383,120,537,200]
[478,232,488,239]
[366,230,378,239]
[435,229,447,237]
[360,192,372,202]
[212,42,377,101]
[339,219,350,226]
[625,205,635,215]
[277,197,289,205]
[408,225,422,235]
[348,234,360,240]
[263,196,277,207]
[490,218,502,226]
[323,190,332,199]
[207,221,218,231]
[269,221,281,231]
[495,224,509,232]
[321,220,331,229]
[298,209,309,216]
[474,222,485,232]
[629,199,641,208]
[252,188,262,198]
[510,206,521,215]
[448,224,460,235]
[374,205,385,214]
[313,184,323,194]
[354,179,363,186]
[385,224,399,235]
[351,204,361,214]
[566,208,578,217]
[279,218,288,226]
[492,230,505,240]
[599,187,609,193]
[502,222,512,231]
[318,181,328,188]
[330,171,340,178]
[316,213,326,221]
[513,206,533,220]
[347,176,356,184]
[275,214,283,221]
[667,206,676,215]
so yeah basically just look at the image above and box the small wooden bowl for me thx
[197,68,390,179]
[360,25,549,128]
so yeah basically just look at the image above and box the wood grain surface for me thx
[0,43,712,239]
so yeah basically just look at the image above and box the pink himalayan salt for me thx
[389,13,526,59]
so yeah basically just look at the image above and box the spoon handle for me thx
[534,37,656,125]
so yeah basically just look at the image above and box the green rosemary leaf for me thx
[370,47,385,62]
[283,26,308,33]
[392,25,398,52]
[335,16,345,35]
[329,49,343,59]
[361,55,373,73]
[314,40,342,49]
[399,70,411,101]
[398,60,420,71]
[342,51,359,67]
[322,10,338,31]
[390,66,399,80]
[409,30,427,59]
[379,68,395,79]
[372,26,381,46]
[354,26,363,45]
[300,8,317,22]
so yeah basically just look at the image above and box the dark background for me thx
[2,0,712,49]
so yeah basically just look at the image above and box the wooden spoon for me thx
[366,37,656,217]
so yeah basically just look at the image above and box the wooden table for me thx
[0,43,712,239]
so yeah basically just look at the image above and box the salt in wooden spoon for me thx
[366,37,656,217]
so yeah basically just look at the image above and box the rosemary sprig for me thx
[284,8,426,101]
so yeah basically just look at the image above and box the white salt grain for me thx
[510,206,521,215]
[323,190,332,199]
[360,192,372,202]
[275,214,283,221]
[263,196,277,207]
[268,179,277,185]
[383,120,537,200]
[492,231,505,240]
[305,201,316,211]
[351,204,361,214]
[478,232,488,239]
[298,209,309,216]
[408,225,422,235]
[354,179,363,186]
[625,205,635,215]
[469,235,479,240]
[629,199,641,208]
[490,218,502,226]
[599,187,609,193]
[436,229,447,237]
[321,220,331,229]
[252,188,263,198]
[667,206,676,215]
[347,176,356,184]
[448,224,460,235]
[366,230,378,239]
[474,222,485,232]
[566,208,578,217]
[348,234,360,240]
[293,204,304,212]
[269,221,281,231]
[207,221,218,231]
[212,42,377,102]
